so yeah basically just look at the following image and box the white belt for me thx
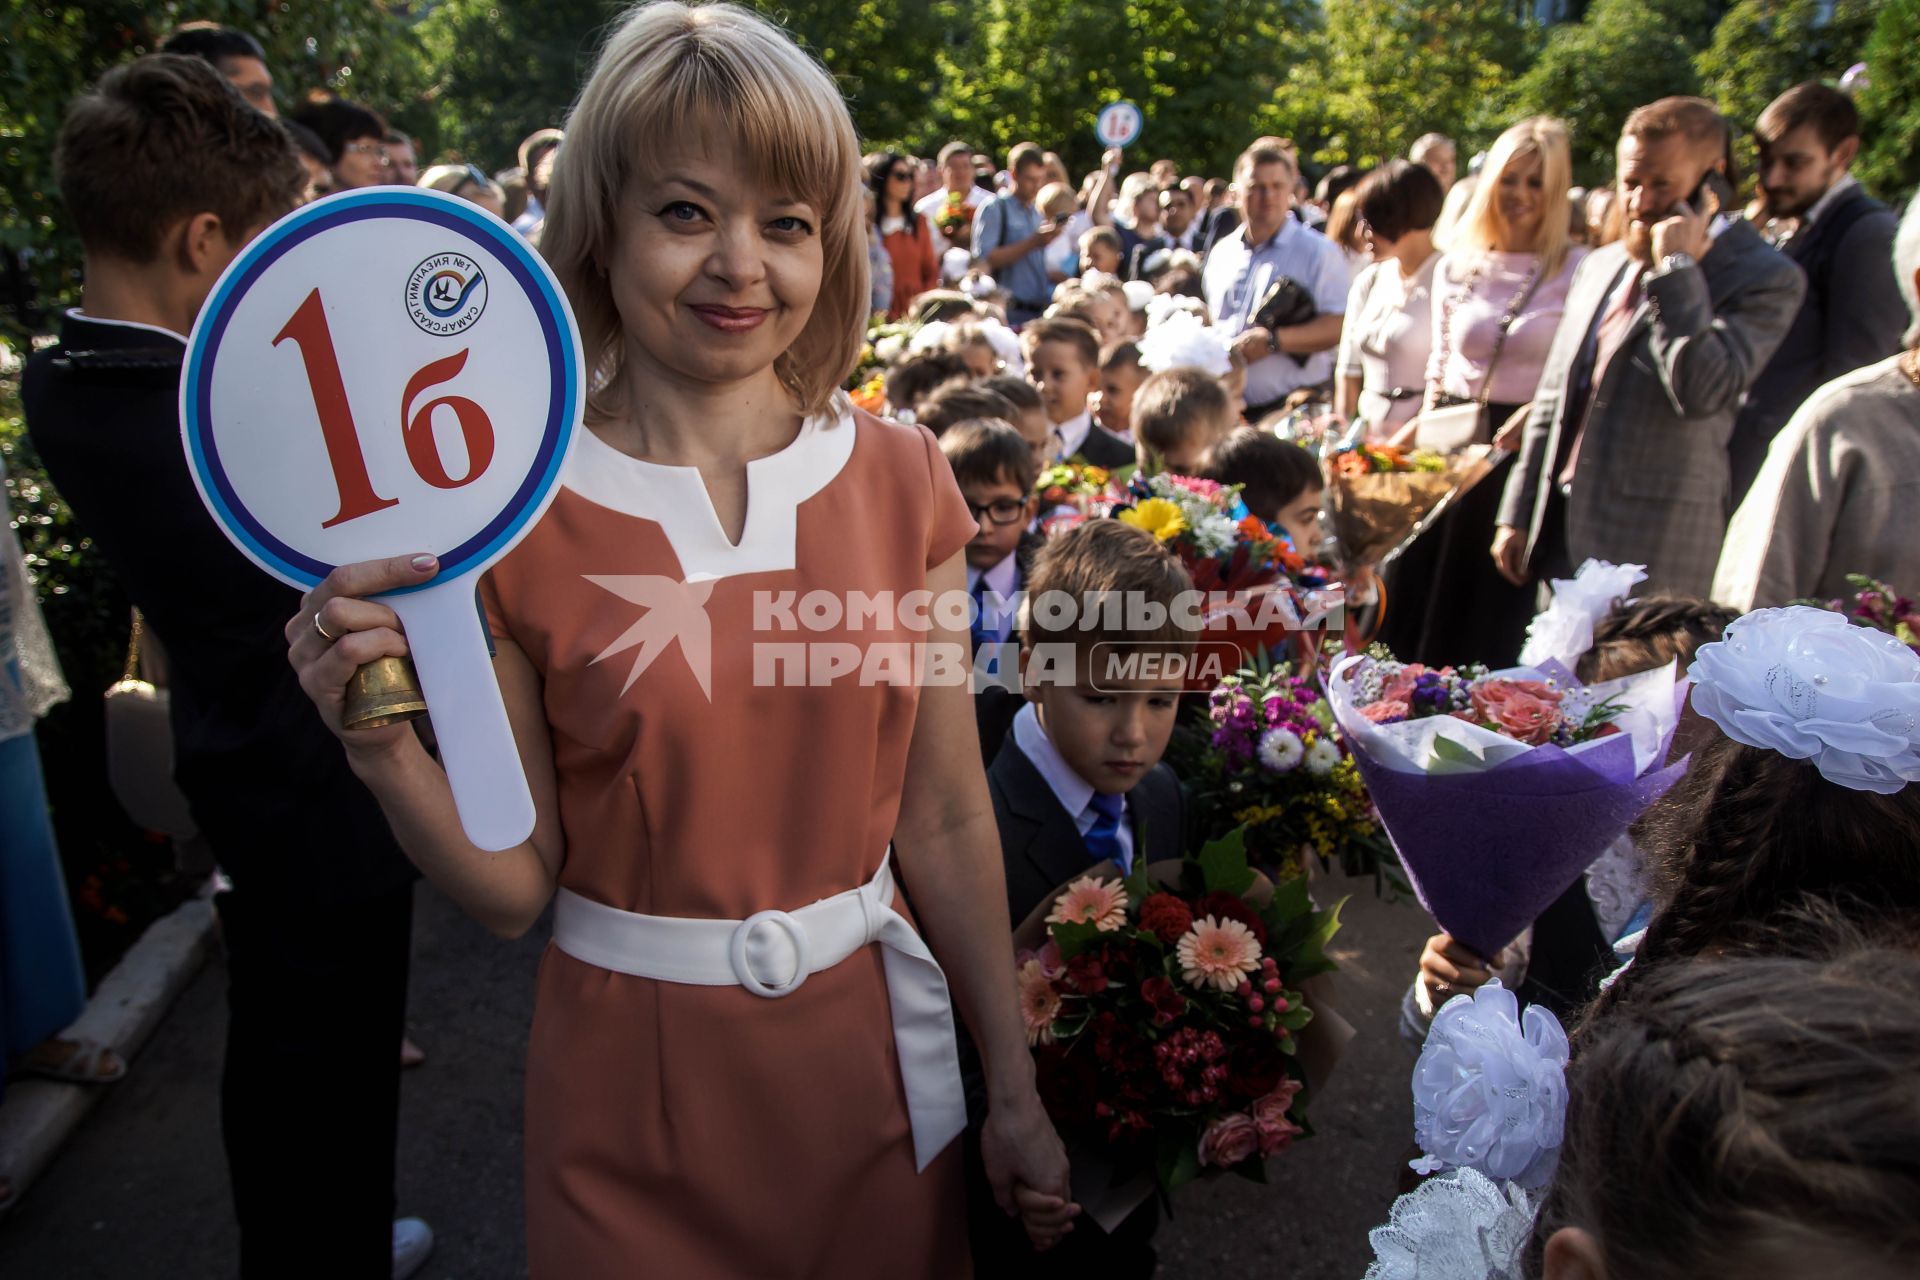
[551,853,965,1171]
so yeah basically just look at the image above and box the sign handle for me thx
[390,574,536,852]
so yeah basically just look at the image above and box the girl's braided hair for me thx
[1572,594,1739,685]
[1528,916,1920,1280]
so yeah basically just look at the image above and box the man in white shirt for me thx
[1202,138,1350,419]
[917,139,992,257]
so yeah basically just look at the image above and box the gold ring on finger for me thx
[313,613,341,644]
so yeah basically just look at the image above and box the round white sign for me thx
[1096,100,1144,150]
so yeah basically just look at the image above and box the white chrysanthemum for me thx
[1136,310,1232,377]
[1259,728,1304,773]
[1188,510,1238,556]
[1305,738,1341,776]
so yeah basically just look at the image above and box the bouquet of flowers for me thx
[1326,648,1689,961]
[1112,472,1299,593]
[1322,437,1494,571]
[1169,663,1399,887]
[1795,574,1919,654]
[1034,461,1121,524]
[1015,831,1343,1218]
[933,189,976,245]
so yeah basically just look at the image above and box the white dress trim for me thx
[562,391,857,582]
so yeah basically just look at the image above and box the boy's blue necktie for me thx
[970,577,991,653]
[1083,792,1127,870]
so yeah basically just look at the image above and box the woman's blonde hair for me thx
[1445,117,1574,279]
[540,1,867,417]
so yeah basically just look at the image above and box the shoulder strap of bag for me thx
[1475,262,1550,408]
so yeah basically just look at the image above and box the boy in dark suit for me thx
[965,520,1195,1278]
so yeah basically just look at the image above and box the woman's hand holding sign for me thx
[287,552,441,753]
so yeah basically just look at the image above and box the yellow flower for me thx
[1083,465,1110,488]
[1118,497,1187,542]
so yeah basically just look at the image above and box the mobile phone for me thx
[1684,169,1735,216]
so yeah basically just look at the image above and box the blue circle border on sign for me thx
[181,189,580,594]
[1096,100,1142,148]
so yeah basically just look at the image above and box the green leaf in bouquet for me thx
[1155,1124,1204,1192]
[1232,1151,1270,1184]
[1049,920,1104,960]
[1195,828,1257,896]
[1276,1001,1314,1032]
[1123,862,1158,904]
[1428,734,1487,769]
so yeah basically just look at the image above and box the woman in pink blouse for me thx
[1380,117,1586,666]
[1334,160,1447,439]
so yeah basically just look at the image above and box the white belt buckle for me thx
[730,909,811,998]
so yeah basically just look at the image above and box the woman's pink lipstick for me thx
[691,304,769,333]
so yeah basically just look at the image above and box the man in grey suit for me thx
[1727,83,1906,502]
[1492,97,1805,598]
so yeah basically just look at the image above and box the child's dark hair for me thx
[884,350,969,417]
[288,96,388,164]
[1022,521,1196,673]
[1622,732,1920,983]
[1098,339,1141,375]
[908,291,979,325]
[1202,428,1322,522]
[1020,316,1101,370]
[919,379,1018,439]
[55,55,305,265]
[939,418,1038,494]
[1572,595,1738,684]
[1133,368,1232,463]
[979,374,1042,413]
[1152,265,1205,299]
[1530,923,1920,1280]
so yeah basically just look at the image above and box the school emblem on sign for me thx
[406,252,488,336]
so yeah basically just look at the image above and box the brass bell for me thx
[342,656,429,730]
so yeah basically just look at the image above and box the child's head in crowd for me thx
[1093,340,1144,439]
[885,349,969,420]
[1531,923,1920,1280]
[1021,316,1101,428]
[1079,226,1124,277]
[1049,286,1124,347]
[916,378,1018,438]
[1131,367,1235,476]
[57,54,306,328]
[1020,521,1196,796]
[939,418,1038,574]
[1203,428,1324,558]
[980,374,1053,469]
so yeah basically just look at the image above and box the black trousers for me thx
[218,883,413,1278]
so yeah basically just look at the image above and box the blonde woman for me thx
[1381,117,1588,666]
[285,3,1070,1274]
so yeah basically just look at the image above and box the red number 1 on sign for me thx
[274,288,496,529]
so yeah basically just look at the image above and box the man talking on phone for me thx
[973,145,1066,327]
[1492,97,1803,597]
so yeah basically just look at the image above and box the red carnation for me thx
[1138,893,1195,945]
[1195,891,1268,946]
[1140,975,1186,1026]
[1066,953,1109,995]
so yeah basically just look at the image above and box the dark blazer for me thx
[1070,422,1136,470]
[987,731,1187,925]
[22,312,415,908]
[1728,185,1904,500]
[963,731,1185,1279]
[1196,206,1240,259]
[1497,222,1804,596]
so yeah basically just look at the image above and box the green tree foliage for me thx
[930,0,1316,180]
[0,0,426,330]
[1695,0,1877,133]
[1853,0,1920,202]
[1507,0,1702,185]
[1260,0,1533,173]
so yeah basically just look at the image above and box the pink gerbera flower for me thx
[1046,877,1130,932]
[1176,916,1263,991]
[1016,958,1062,1045]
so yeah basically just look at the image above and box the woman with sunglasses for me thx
[418,162,508,220]
[867,149,940,318]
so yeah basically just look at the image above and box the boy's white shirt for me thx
[1012,702,1136,872]
[1051,410,1094,461]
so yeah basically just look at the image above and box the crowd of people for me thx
[3,3,1919,1279]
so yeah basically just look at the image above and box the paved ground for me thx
[0,871,1428,1279]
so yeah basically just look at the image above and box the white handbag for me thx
[103,610,199,840]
